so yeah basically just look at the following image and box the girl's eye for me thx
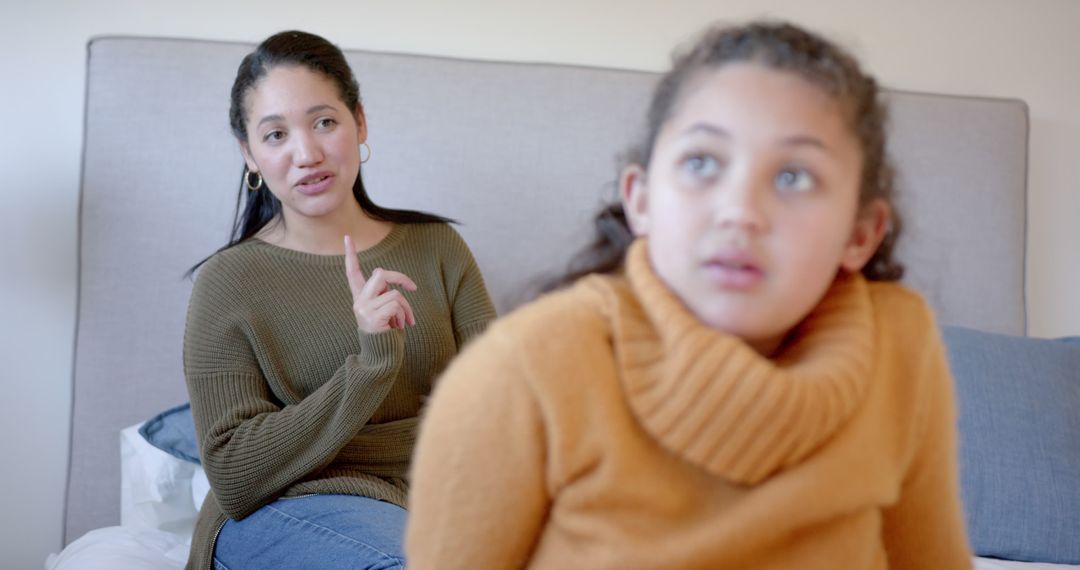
[775,167,815,193]
[315,117,337,129]
[681,154,721,180]
[263,130,285,143]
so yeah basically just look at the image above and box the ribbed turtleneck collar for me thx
[599,239,876,485]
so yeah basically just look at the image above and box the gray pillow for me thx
[138,402,200,465]
[942,326,1080,564]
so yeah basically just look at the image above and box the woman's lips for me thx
[295,172,334,195]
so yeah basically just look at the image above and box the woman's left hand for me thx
[344,235,418,333]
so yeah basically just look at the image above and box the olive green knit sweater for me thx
[183,222,495,570]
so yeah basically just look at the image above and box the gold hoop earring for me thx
[359,142,372,164]
[245,170,263,191]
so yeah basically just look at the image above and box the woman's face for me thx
[622,63,888,355]
[240,64,366,226]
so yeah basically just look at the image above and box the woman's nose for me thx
[292,132,324,166]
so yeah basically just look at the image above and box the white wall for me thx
[3,0,1077,567]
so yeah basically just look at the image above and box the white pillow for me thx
[119,422,200,539]
[191,464,210,512]
[44,526,188,570]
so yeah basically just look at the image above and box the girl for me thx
[406,22,972,569]
[183,31,496,570]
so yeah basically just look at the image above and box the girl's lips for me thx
[295,173,334,195]
[702,257,765,289]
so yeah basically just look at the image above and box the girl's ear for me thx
[841,198,891,272]
[239,141,258,173]
[620,164,650,236]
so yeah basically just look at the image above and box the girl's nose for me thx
[714,174,768,233]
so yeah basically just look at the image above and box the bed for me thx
[49,36,1080,568]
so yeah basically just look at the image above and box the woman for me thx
[183,30,496,570]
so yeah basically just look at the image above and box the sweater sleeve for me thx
[406,327,549,569]
[441,226,497,347]
[183,260,405,520]
[881,324,973,569]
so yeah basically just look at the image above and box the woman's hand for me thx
[344,235,418,334]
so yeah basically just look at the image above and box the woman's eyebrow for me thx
[255,104,338,128]
[256,114,284,128]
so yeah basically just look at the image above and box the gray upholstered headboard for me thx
[65,36,1028,543]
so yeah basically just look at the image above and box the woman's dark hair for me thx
[188,30,452,276]
[542,21,904,292]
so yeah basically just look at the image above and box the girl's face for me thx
[622,63,888,355]
[240,65,365,226]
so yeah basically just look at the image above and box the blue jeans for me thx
[212,494,407,570]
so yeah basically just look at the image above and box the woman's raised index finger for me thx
[343,235,367,295]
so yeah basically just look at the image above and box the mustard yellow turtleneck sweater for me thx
[406,240,972,570]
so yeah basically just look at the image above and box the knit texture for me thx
[616,239,875,485]
[183,222,495,570]
[407,239,972,570]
